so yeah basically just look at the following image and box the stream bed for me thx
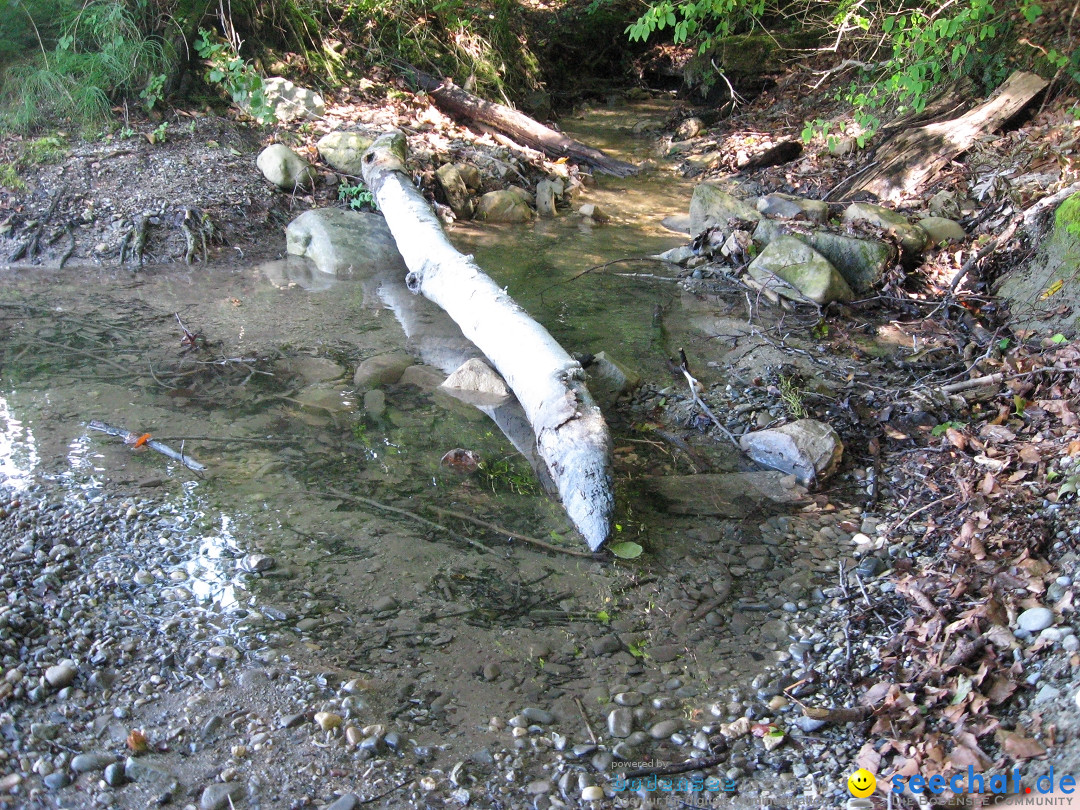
[0,101,868,808]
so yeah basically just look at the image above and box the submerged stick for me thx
[361,131,614,550]
[88,420,206,472]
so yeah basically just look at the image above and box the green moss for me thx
[1054,192,1080,239]
[0,163,25,190]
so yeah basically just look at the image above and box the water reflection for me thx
[0,394,40,490]
[187,513,241,610]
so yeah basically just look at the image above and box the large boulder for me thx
[646,471,807,515]
[842,202,929,254]
[435,164,474,220]
[353,352,414,390]
[689,183,760,235]
[257,144,317,190]
[995,191,1080,333]
[261,77,325,122]
[476,190,534,223]
[754,220,896,293]
[739,419,843,485]
[286,209,405,276]
[317,132,374,176]
[747,236,853,305]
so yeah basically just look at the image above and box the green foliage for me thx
[627,0,765,48]
[479,456,537,496]
[778,375,807,419]
[194,29,275,124]
[338,181,376,211]
[341,0,543,103]
[0,0,172,133]
[630,0,1077,144]
[0,164,27,190]
[139,72,167,111]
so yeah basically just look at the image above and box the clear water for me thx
[0,103,798,757]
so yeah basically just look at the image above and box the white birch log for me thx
[361,131,614,550]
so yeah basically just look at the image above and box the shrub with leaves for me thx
[194,29,276,124]
[0,0,172,132]
[624,0,1078,144]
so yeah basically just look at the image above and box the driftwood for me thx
[411,70,638,178]
[841,71,1048,202]
[361,131,615,550]
[88,420,206,472]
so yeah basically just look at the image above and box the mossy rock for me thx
[995,192,1080,335]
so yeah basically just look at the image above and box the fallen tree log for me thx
[361,131,615,550]
[410,70,638,178]
[837,71,1048,203]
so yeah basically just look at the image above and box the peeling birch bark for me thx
[361,131,614,550]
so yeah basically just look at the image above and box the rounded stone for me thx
[314,711,343,731]
[71,752,114,773]
[43,771,70,790]
[648,719,682,739]
[581,785,605,801]
[606,707,633,739]
[103,762,127,787]
[1017,607,1054,633]
[240,554,275,573]
[45,662,77,689]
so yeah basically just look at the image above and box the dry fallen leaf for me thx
[996,728,1046,760]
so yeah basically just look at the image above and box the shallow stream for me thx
[0,101,855,797]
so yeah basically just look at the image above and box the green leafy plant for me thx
[149,121,168,144]
[338,181,377,211]
[628,0,1076,146]
[139,72,167,111]
[194,29,275,125]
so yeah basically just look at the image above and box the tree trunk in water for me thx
[360,131,614,550]
[411,70,638,178]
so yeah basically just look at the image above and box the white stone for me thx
[739,419,843,485]
[261,77,325,122]
[257,144,317,190]
[1017,607,1054,633]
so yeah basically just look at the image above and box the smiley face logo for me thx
[848,768,876,797]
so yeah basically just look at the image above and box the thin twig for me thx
[621,753,728,780]
[324,486,495,556]
[24,336,131,373]
[677,348,741,449]
[359,778,413,805]
[152,435,295,445]
[426,505,598,558]
[574,697,597,745]
[890,494,958,534]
